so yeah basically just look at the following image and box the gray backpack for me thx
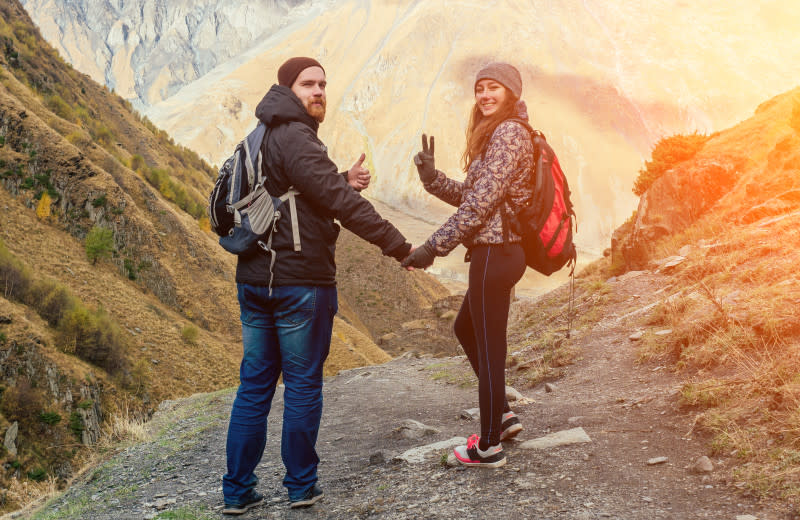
[207,123,300,290]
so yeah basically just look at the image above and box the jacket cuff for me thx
[423,169,445,189]
[385,241,412,261]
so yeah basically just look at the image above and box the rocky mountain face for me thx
[19,0,316,106]
[613,87,800,270]
[18,0,800,254]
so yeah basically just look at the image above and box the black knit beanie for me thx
[474,62,522,98]
[278,57,325,87]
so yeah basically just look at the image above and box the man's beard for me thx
[307,100,326,122]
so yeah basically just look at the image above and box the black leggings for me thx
[454,243,526,448]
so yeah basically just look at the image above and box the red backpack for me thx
[505,120,577,276]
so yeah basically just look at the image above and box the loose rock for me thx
[394,419,440,440]
[460,408,480,420]
[394,437,467,464]
[691,455,714,473]
[4,422,18,457]
[506,385,523,401]
[519,428,592,450]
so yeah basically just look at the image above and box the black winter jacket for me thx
[235,85,411,286]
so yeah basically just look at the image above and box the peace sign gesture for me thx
[413,133,437,184]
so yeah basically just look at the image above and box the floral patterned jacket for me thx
[423,118,535,256]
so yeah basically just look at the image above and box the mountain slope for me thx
[21,0,800,254]
[0,1,450,514]
[605,85,800,500]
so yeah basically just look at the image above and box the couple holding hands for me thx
[221,57,534,514]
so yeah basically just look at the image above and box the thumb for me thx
[354,152,366,167]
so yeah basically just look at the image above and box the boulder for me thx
[4,421,19,457]
[618,157,741,270]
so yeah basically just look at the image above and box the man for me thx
[221,57,412,514]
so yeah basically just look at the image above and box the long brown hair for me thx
[461,89,519,170]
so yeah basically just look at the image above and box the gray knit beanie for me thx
[474,62,522,99]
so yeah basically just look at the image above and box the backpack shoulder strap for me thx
[258,123,303,253]
[278,188,302,252]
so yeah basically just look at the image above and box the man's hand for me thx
[413,134,436,184]
[401,243,436,271]
[347,153,371,191]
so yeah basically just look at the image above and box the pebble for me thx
[647,457,669,465]
[460,408,480,420]
[692,455,714,473]
[506,385,524,401]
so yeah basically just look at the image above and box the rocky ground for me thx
[17,271,791,520]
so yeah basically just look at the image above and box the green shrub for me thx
[45,93,74,122]
[68,411,84,439]
[56,305,128,374]
[38,411,61,425]
[0,240,32,301]
[93,124,113,146]
[0,332,6,344]
[27,468,47,482]
[123,258,137,280]
[85,225,114,264]
[77,400,92,409]
[91,194,107,207]
[181,325,199,345]
[633,132,710,196]
[31,280,74,327]
[19,177,34,190]
[130,154,147,173]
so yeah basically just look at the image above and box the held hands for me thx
[347,153,371,191]
[401,243,436,271]
[413,134,437,184]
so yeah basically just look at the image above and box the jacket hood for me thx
[255,84,319,131]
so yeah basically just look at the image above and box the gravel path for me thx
[25,272,788,520]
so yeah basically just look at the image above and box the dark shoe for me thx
[500,411,523,441]
[223,490,264,515]
[289,484,324,509]
[453,434,506,468]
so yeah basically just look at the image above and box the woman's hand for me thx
[413,134,437,184]
[401,243,436,270]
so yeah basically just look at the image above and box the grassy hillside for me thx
[580,86,800,503]
[0,0,450,513]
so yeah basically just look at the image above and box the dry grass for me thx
[1,476,60,517]
[101,403,151,446]
[505,259,613,388]
[631,210,800,502]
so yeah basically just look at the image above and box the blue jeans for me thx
[222,283,337,504]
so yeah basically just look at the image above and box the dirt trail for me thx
[22,272,788,520]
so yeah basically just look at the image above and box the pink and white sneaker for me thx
[453,434,506,468]
[500,411,523,441]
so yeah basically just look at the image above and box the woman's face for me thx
[474,79,509,117]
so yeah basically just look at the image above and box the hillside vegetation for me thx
[597,86,800,502]
[0,0,449,514]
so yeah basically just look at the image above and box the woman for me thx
[402,62,534,467]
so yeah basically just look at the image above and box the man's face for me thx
[291,66,327,123]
